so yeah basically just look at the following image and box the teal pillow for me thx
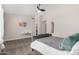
[60,33,79,51]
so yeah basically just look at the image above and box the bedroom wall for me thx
[47,5,79,37]
[4,13,35,40]
[0,5,4,41]
[4,4,79,39]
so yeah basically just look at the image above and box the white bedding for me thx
[31,40,70,55]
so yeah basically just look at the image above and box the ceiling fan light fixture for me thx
[37,4,46,12]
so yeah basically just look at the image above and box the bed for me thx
[31,36,70,55]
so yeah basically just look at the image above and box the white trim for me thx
[52,33,64,38]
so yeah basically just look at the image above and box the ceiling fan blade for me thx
[37,4,46,12]
[37,6,40,10]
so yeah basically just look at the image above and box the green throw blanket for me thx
[60,33,79,51]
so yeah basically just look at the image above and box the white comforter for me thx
[31,40,79,55]
[31,40,70,55]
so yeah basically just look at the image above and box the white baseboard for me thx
[52,34,64,38]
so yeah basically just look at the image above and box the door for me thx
[40,21,47,34]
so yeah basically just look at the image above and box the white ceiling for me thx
[2,4,62,15]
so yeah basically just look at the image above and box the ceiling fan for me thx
[37,4,46,12]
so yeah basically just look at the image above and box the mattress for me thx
[31,36,70,55]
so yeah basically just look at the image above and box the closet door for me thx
[40,21,47,34]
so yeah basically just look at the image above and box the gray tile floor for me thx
[2,36,60,55]
[3,38,32,55]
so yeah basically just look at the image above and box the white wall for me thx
[0,5,4,42]
[47,5,79,37]
[4,4,79,39]
[4,13,35,40]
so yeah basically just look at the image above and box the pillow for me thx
[59,33,79,51]
[70,41,79,55]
